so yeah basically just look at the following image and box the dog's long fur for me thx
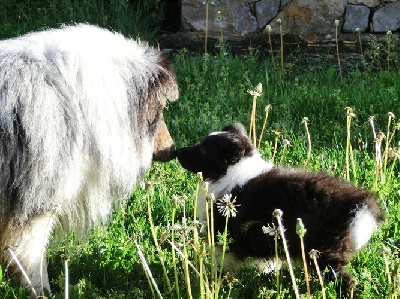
[0,24,178,294]
[177,123,383,296]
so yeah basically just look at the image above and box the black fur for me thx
[177,123,384,297]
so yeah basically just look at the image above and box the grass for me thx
[1,9,400,298]
[0,0,163,40]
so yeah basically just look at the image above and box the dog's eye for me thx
[199,147,206,154]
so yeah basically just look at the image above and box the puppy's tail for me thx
[349,197,384,250]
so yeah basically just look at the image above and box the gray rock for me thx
[373,1,400,32]
[269,0,345,40]
[343,5,370,32]
[281,0,294,7]
[348,0,380,8]
[255,0,280,29]
[182,0,258,35]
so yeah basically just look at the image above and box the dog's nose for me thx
[153,145,176,162]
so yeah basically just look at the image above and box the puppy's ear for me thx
[218,134,245,165]
[222,123,247,137]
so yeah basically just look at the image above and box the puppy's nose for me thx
[153,145,176,162]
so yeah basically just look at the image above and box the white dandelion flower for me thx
[216,194,240,218]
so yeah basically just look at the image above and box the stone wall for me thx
[182,0,400,40]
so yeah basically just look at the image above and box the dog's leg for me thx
[1,213,56,296]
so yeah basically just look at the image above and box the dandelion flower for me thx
[217,194,240,217]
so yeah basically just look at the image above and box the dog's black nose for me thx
[153,145,176,162]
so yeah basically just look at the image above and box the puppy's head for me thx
[176,123,255,180]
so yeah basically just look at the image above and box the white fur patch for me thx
[349,205,378,249]
[209,154,273,198]
[208,131,224,136]
[197,154,273,228]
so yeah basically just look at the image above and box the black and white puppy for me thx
[176,123,383,296]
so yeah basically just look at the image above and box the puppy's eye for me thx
[199,147,206,154]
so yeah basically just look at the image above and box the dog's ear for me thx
[218,134,245,165]
[222,123,247,137]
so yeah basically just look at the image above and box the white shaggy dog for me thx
[0,24,178,295]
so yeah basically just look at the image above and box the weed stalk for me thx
[134,240,163,299]
[248,83,263,147]
[170,200,180,298]
[277,19,285,80]
[271,130,282,163]
[204,0,210,52]
[296,218,311,299]
[280,138,291,165]
[345,107,357,182]
[5,246,38,298]
[273,209,300,299]
[335,20,343,82]
[258,104,272,150]
[265,25,277,79]
[382,112,395,183]
[309,249,326,299]
[145,183,172,293]
[386,29,392,71]
[369,116,384,189]
[356,28,366,71]
[61,254,69,299]
[302,117,312,167]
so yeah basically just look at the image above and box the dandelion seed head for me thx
[208,193,216,203]
[347,112,356,118]
[282,138,291,146]
[145,181,154,194]
[170,223,182,231]
[262,224,277,236]
[273,209,283,219]
[217,194,240,218]
[309,249,320,259]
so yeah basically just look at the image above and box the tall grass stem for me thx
[5,247,38,298]
[273,209,300,299]
[309,249,326,299]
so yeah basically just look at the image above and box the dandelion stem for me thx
[382,112,395,183]
[335,20,343,82]
[134,240,163,299]
[296,218,311,299]
[205,1,209,52]
[277,19,285,80]
[302,117,312,167]
[258,105,272,150]
[146,193,172,292]
[215,215,230,298]
[171,206,180,298]
[62,254,69,299]
[265,25,277,79]
[273,209,300,299]
[356,28,366,71]
[309,249,326,299]
[5,247,38,298]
